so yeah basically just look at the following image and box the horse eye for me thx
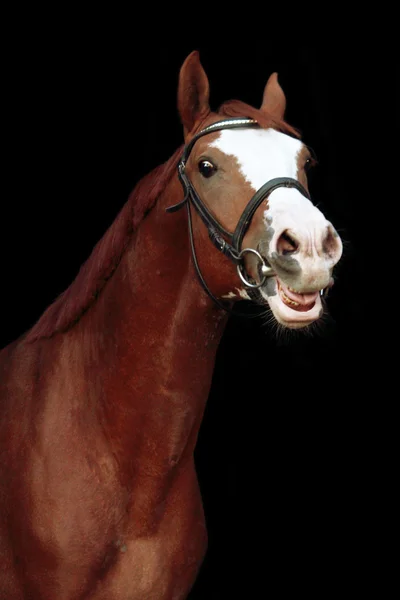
[198,160,217,178]
[304,155,317,172]
[304,158,314,172]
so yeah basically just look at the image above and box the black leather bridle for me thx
[166,117,311,313]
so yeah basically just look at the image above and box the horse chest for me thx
[90,463,207,599]
[89,525,206,599]
[3,460,206,599]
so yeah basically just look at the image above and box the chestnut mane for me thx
[27,99,299,343]
[27,147,183,342]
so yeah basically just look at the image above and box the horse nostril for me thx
[277,230,299,255]
[323,225,342,259]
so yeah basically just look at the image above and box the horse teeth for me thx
[286,285,325,298]
[280,290,299,307]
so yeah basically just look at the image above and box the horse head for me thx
[175,51,343,329]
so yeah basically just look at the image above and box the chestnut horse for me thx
[0,52,342,599]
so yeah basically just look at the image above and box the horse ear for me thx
[260,72,286,120]
[178,51,210,135]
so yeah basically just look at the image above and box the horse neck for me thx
[81,174,228,477]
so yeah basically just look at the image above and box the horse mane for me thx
[26,99,299,343]
[219,99,301,138]
[26,146,183,342]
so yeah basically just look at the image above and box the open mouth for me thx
[277,280,319,312]
[253,255,331,327]
[259,275,325,328]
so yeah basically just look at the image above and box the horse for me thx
[0,51,343,599]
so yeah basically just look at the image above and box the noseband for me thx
[166,118,311,313]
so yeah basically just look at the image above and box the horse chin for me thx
[260,277,324,329]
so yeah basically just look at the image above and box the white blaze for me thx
[209,128,323,244]
[210,128,302,188]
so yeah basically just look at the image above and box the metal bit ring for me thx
[236,248,274,289]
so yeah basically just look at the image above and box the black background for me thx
[1,16,394,598]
